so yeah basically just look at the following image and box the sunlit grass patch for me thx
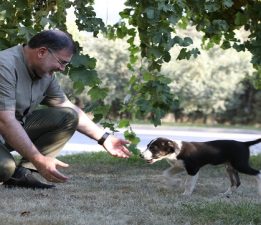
[181,200,261,225]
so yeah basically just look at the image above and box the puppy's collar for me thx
[173,140,182,156]
[147,138,157,150]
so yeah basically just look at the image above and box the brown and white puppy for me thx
[140,137,261,196]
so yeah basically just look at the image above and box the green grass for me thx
[132,120,261,130]
[58,151,169,170]
[5,152,261,225]
[250,154,261,169]
[181,200,261,225]
[57,152,261,224]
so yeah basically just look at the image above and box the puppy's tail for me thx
[244,138,261,147]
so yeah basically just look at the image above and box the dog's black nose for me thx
[139,154,144,159]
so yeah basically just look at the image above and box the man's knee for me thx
[61,107,79,129]
[0,158,16,182]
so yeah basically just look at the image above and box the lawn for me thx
[0,152,261,225]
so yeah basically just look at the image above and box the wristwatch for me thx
[97,132,110,145]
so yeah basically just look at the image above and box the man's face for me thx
[34,47,73,78]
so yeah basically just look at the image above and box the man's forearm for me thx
[76,109,105,141]
[0,112,42,163]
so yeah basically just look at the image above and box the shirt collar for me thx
[21,44,40,81]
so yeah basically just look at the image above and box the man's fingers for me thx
[121,139,131,145]
[48,169,68,183]
[122,145,132,156]
[44,159,69,183]
[53,170,68,182]
[55,158,69,168]
[110,147,132,158]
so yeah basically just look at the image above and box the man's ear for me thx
[37,47,48,58]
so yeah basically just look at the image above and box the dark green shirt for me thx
[0,45,66,124]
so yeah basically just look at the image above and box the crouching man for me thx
[0,29,131,189]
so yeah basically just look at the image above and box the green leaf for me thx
[71,54,96,69]
[116,25,128,38]
[177,48,191,60]
[127,143,140,155]
[88,86,108,101]
[205,2,220,12]
[235,12,248,26]
[223,0,234,8]
[123,130,140,145]
[69,68,100,86]
[118,119,130,128]
[212,20,229,32]
[169,15,179,25]
[91,104,111,122]
[17,26,35,41]
[163,51,171,62]
[0,2,14,19]
[119,8,132,19]
[190,48,200,58]
[183,37,193,46]
[143,71,154,81]
[221,40,231,49]
[145,8,155,19]
[172,36,183,45]
[233,43,246,52]
[73,81,85,94]
[40,17,52,28]
[91,104,110,116]
[15,0,28,9]
[147,47,162,58]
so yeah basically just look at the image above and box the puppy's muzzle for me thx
[140,152,153,164]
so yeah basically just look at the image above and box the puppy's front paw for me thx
[220,186,237,198]
[182,191,192,196]
[162,175,182,187]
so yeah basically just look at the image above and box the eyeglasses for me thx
[48,48,70,67]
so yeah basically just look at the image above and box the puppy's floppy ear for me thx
[166,140,177,152]
[167,141,176,148]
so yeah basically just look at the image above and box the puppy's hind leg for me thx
[183,172,199,196]
[223,164,240,197]
[232,161,260,196]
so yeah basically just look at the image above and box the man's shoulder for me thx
[0,45,21,56]
[0,45,24,70]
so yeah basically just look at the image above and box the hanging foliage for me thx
[0,0,260,132]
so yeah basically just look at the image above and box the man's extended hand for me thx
[31,154,69,183]
[103,135,132,158]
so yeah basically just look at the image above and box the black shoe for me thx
[3,167,55,189]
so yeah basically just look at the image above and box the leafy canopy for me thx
[0,0,260,140]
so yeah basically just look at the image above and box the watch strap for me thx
[97,132,110,145]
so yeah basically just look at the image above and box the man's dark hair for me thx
[28,29,76,54]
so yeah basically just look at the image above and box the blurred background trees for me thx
[60,25,260,126]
